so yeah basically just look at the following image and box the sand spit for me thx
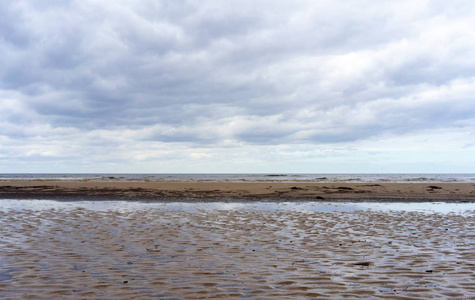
[1,201,474,299]
[0,181,474,202]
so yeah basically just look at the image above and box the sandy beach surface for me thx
[1,200,474,299]
[0,180,474,202]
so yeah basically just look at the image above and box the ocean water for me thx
[0,173,474,183]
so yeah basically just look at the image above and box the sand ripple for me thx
[0,202,474,299]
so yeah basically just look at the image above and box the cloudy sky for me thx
[1,1,474,173]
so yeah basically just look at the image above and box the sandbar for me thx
[0,180,474,202]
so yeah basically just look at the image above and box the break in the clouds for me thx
[1,0,474,173]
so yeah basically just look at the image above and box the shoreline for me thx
[1,181,474,202]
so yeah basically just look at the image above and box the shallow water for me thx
[1,200,474,299]
[1,199,474,214]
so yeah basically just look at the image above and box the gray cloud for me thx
[1,0,475,171]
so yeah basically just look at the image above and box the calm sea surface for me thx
[1,173,474,183]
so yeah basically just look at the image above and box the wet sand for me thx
[1,201,474,299]
[0,180,474,202]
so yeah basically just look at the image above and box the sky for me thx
[1,0,474,173]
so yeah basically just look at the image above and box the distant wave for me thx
[0,173,474,183]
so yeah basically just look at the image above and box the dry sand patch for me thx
[1,181,474,201]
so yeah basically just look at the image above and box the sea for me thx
[1,173,474,183]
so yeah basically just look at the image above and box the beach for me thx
[0,180,474,202]
[1,200,474,299]
[1,179,474,298]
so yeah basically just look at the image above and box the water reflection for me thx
[1,199,474,299]
[0,199,473,215]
